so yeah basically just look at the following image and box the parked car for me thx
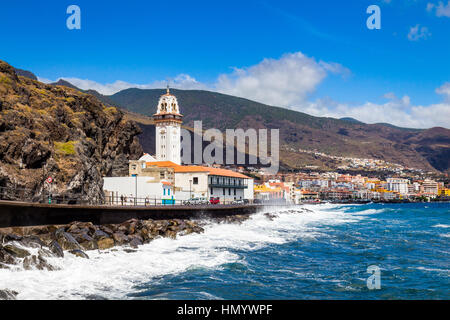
[184,198,209,205]
[232,199,245,205]
[209,197,220,205]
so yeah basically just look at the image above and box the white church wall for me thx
[103,177,169,201]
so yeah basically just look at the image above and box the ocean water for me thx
[0,203,449,300]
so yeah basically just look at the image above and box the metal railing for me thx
[103,196,252,207]
[0,186,253,207]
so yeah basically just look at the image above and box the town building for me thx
[103,88,253,204]
[154,86,183,165]
[387,178,409,195]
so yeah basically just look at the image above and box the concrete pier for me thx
[0,200,263,228]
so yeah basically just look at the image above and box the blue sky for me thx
[0,0,449,128]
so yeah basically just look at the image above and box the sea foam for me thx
[0,204,369,300]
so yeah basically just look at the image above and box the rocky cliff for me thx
[0,60,143,202]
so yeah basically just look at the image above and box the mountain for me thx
[12,67,38,81]
[0,61,142,202]
[50,81,450,175]
[100,88,449,174]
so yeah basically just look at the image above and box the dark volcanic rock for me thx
[0,289,18,300]
[49,240,64,258]
[0,60,143,202]
[0,217,207,271]
[112,232,128,245]
[23,254,55,271]
[97,238,114,250]
[93,230,110,240]
[20,235,45,248]
[69,249,89,259]
[3,244,30,258]
[55,228,84,251]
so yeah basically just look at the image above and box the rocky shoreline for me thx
[0,214,252,300]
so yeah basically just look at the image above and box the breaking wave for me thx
[0,204,369,300]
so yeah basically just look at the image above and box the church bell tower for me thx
[153,86,183,165]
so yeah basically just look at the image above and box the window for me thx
[234,189,236,196]
[229,189,231,195]
[223,188,226,195]
[168,189,170,196]
[163,189,166,196]
[210,187,213,195]
[193,177,199,185]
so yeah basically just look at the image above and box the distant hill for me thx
[13,67,38,80]
[53,82,450,174]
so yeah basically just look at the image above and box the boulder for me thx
[93,230,110,240]
[69,249,89,259]
[72,232,98,250]
[55,230,83,251]
[112,232,128,245]
[0,263,9,269]
[23,254,56,271]
[38,248,54,258]
[49,240,64,258]
[0,289,18,300]
[0,249,17,265]
[3,233,22,242]
[100,225,115,236]
[38,233,54,246]
[80,239,98,251]
[129,237,143,249]
[20,235,45,248]
[97,238,114,250]
[3,244,30,258]
[165,230,177,240]
[139,228,154,242]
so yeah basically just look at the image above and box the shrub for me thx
[54,141,77,155]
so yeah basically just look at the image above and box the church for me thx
[103,88,254,204]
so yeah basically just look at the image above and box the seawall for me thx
[0,200,263,228]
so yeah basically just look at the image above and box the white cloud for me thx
[43,52,348,106]
[427,1,450,17]
[295,91,450,129]
[41,74,207,96]
[39,52,449,129]
[407,24,431,41]
[215,52,349,106]
[436,82,450,101]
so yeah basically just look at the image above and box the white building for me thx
[143,162,251,203]
[102,88,253,204]
[387,178,409,195]
[154,86,182,165]
[103,177,174,205]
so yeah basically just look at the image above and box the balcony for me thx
[208,180,248,189]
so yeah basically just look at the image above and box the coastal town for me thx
[102,89,450,206]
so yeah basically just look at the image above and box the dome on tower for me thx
[155,86,181,115]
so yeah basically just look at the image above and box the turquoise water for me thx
[129,203,450,300]
[1,203,449,300]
